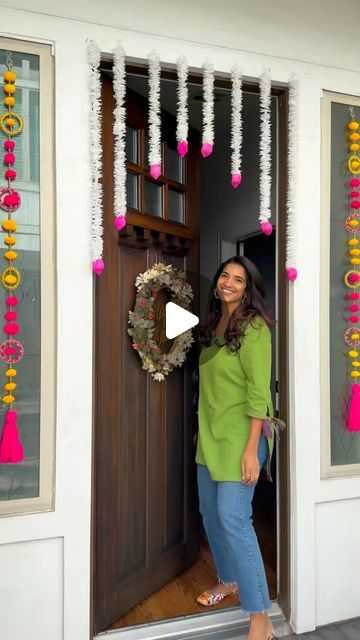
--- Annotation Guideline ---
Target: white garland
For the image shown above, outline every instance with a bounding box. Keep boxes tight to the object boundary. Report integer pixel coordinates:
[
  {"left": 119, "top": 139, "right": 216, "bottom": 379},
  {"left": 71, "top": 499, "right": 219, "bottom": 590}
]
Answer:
[
  {"left": 286, "top": 76, "right": 299, "bottom": 279},
  {"left": 148, "top": 51, "right": 161, "bottom": 172},
  {"left": 202, "top": 61, "right": 214, "bottom": 151},
  {"left": 113, "top": 45, "right": 127, "bottom": 225},
  {"left": 259, "top": 70, "right": 272, "bottom": 226},
  {"left": 231, "top": 65, "right": 243, "bottom": 184},
  {"left": 87, "top": 41, "right": 103, "bottom": 267},
  {"left": 176, "top": 56, "right": 188, "bottom": 146}
]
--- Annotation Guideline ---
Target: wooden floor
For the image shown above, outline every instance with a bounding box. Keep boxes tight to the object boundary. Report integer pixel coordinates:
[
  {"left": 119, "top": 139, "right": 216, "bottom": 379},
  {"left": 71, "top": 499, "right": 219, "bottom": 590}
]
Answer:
[{"left": 110, "top": 508, "right": 276, "bottom": 630}]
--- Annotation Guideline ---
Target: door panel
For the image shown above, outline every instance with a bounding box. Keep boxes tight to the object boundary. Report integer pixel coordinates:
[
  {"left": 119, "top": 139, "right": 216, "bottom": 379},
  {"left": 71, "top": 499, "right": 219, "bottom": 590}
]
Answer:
[{"left": 94, "top": 73, "right": 200, "bottom": 633}]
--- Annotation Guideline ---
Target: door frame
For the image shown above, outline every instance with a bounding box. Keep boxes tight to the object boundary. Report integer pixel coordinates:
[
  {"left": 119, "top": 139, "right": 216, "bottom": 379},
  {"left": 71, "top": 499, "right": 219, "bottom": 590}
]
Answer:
[{"left": 91, "top": 62, "right": 290, "bottom": 636}]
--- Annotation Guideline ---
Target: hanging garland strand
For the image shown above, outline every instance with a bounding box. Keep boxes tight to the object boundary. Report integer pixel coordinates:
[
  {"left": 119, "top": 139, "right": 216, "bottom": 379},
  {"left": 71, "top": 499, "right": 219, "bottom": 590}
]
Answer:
[
  {"left": 176, "top": 56, "right": 189, "bottom": 157},
  {"left": 148, "top": 51, "right": 161, "bottom": 180},
  {"left": 113, "top": 45, "right": 127, "bottom": 231},
  {"left": 0, "top": 52, "right": 24, "bottom": 463},
  {"left": 285, "top": 76, "right": 299, "bottom": 282},
  {"left": 230, "top": 64, "right": 243, "bottom": 188},
  {"left": 344, "top": 106, "right": 360, "bottom": 432},
  {"left": 87, "top": 41, "right": 104, "bottom": 276},
  {"left": 259, "top": 69, "right": 272, "bottom": 235},
  {"left": 201, "top": 61, "right": 214, "bottom": 158}
]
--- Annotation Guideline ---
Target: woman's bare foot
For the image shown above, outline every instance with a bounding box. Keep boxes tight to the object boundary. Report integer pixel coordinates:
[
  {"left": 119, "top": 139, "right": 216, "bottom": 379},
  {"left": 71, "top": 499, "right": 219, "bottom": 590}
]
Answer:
[
  {"left": 196, "top": 582, "right": 238, "bottom": 606},
  {"left": 247, "top": 612, "right": 274, "bottom": 640}
]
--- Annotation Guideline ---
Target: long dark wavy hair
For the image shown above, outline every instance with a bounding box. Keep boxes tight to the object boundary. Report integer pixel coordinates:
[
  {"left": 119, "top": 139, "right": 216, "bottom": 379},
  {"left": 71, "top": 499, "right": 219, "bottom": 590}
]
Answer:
[{"left": 199, "top": 255, "right": 273, "bottom": 352}]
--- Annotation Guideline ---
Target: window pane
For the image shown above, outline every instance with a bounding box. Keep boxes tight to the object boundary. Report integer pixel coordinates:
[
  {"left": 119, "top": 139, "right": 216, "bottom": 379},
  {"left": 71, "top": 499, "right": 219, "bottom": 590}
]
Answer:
[
  {"left": 145, "top": 180, "right": 162, "bottom": 217},
  {"left": 167, "top": 147, "right": 184, "bottom": 183},
  {"left": 168, "top": 189, "right": 184, "bottom": 224},
  {"left": 329, "top": 101, "right": 360, "bottom": 466},
  {"left": 0, "top": 50, "right": 41, "bottom": 500},
  {"left": 126, "top": 172, "right": 138, "bottom": 209},
  {"left": 126, "top": 126, "right": 139, "bottom": 165}
]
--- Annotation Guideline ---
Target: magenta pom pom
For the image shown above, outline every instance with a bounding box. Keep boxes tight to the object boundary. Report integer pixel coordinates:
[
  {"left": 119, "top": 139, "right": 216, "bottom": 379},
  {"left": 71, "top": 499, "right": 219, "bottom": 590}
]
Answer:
[
  {"left": 4, "top": 140, "right": 15, "bottom": 151},
  {"left": 351, "top": 178, "right": 360, "bottom": 187},
  {"left": 4, "top": 323, "right": 19, "bottom": 335},
  {"left": 201, "top": 142, "right": 213, "bottom": 158},
  {"left": 261, "top": 220, "right": 273, "bottom": 236},
  {"left": 4, "top": 152, "right": 15, "bottom": 165},
  {"left": 350, "top": 292, "right": 360, "bottom": 300},
  {"left": 4, "top": 191, "right": 20, "bottom": 207},
  {"left": 6, "top": 296, "right": 18, "bottom": 306},
  {"left": 350, "top": 304, "right": 359, "bottom": 312},
  {"left": 231, "top": 172, "right": 242, "bottom": 188},
  {"left": 351, "top": 200, "right": 360, "bottom": 209},
  {"left": 177, "top": 141, "right": 188, "bottom": 157},
  {"left": 350, "top": 315, "right": 359, "bottom": 323},
  {"left": 5, "top": 347, "right": 15, "bottom": 355},
  {"left": 286, "top": 267, "right": 298, "bottom": 282},
  {"left": 351, "top": 190, "right": 360, "bottom": 198},
  {"left": 0, "top": 418, "right": 24, "bottom": 463},
  {"left": 5, "top": 169, "right": 16, "bottom": 180},
  {"left": 92, "top": 259, "right": 104, "bottom": 276},
  {"left": 4, "top": 311, "right": 17, "bottom": 321},
  {"left": 114, "top": 216, "right": 127, "bottom": 231},
  {"left": 349, "top": 273, "right": 360, "bottom": 284},
  {"left": 150, "top": 163, "right": 161, "bottom": 180}
]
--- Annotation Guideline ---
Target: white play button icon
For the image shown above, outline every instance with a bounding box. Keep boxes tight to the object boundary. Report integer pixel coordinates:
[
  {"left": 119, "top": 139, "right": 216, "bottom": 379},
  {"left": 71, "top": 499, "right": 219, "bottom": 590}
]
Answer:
[{"left": 165, "top": 302, "right": 199, "bottom": 339}]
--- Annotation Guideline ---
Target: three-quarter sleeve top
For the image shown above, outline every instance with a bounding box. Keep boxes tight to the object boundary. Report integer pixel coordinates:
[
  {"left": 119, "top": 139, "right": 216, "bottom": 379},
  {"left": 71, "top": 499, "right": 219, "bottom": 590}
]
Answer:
[{"left": 195, "top": 317, "right": 274, "bottom": 482}]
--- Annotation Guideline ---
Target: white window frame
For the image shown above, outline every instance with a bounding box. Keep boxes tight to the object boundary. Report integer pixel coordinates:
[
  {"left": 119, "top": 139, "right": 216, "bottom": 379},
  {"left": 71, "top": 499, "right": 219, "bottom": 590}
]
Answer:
[
  {"left": 0, "top": 38, "right": 56, "bottom": 516},
  {"left": 321, "top": 90, "right": 360, "bottom": 479}
]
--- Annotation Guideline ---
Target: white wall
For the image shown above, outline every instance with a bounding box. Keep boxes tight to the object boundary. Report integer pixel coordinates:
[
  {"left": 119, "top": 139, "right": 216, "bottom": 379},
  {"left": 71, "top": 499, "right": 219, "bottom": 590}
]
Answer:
[{"left": 0, "top": 3, "right": 360, "bottom": 638}]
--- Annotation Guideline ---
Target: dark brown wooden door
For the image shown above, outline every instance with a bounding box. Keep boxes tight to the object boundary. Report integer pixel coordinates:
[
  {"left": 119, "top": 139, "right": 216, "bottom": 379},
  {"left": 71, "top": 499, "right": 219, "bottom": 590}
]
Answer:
[{"left": 93, "top": 73, "right": 201, "bottom": 633}]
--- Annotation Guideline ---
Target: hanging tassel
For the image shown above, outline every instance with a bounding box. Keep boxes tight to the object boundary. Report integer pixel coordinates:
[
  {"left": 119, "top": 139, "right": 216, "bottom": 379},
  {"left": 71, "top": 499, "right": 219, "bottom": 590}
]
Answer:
[
  {"left": 347, "top": 383, "right": 360, "bottom": 431},
  {"left": 0, "top": 409, "right": 23, "bottom": 463}
]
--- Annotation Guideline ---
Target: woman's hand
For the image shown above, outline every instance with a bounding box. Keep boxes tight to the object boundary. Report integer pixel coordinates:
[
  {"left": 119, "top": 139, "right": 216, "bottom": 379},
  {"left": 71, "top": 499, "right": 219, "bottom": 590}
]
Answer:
[{"left": 241, "top": 447, "right": 260, "bottom": 485}]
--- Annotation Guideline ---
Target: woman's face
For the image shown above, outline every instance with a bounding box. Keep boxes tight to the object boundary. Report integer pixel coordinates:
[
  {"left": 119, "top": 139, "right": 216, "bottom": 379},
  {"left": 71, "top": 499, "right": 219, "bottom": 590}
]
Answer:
[{"left": 216, "top": 263, "right": 247, "bottom": 305}]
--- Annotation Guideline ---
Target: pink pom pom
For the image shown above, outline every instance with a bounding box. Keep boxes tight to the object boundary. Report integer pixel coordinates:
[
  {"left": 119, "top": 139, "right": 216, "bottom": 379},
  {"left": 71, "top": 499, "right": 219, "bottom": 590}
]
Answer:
[
  {"left": 150, "top": 164, "right": 161, "bottom": 180},
  {"left": 5, "top": 347, "right": 15, "bottom": 355},
  {"left": 350, "top": 315, "right": 359, "bottom": 323},
  {"left": 351, "top": 178, "right": 360, "bottom": 187},
  {"left": 351, "top": 190, "right": 360, "bottom": 198},
  {"left": 5, "top": 169, "right": 16, "bottom": 180},
  {"left": 351, "top": 200, "right": 360, "bottom": 209},
  {"left": 4, "top": 152, "right": 15, "bottom": 165},
  {"left": 4, "top": 192, "right": 20, "bottom": 207},
  {"left": 350, "top": 304, "right": 359, "bottom": 312},
  {"left": 4, "top": 311, "right": 17, "bottom": 321},
  {"left": 92, "top": 259, "right": 104, "bottom": 276},
  {"left": 286, "top": 267, "right": 298, "bottom": 282},
  {"left": 4, "top": 323, "right": 19, "bottom": 335},
  {"left": 231, "top": 172, "right": 242, "bottom": 188},
  {"left": 4, "top": 140, "right": 15, "bottom": 151},
  {"left": 177, "top": 141, "right": 188, "bottom": 157},
  {"left": 261, "top": 220, "right": 273, "bottom": 235},
  {"left": 349, "top": 273, "right": 360, "bottom": 284},
  {"left": 114, "top": 216, "right": 126, "bottom": 231},
  {"left": 6, "top": 410, "right": 17, "bottom": 422},
  {"left": 6, "top": 296, "right": 18, "bottom": 306},
  {"left": 201, "top": 142, "right": 213, "bottom": 158},
  {"left": 0, "top": 418, "right": 24, "bottom": 463},
  {"left": 350, "top": 292, "right": 360, "bottom": 300}
]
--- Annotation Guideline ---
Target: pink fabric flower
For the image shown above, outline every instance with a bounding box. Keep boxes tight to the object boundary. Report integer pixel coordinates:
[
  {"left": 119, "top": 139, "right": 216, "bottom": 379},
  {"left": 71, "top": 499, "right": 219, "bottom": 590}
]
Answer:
[{"left": 138, "top": 298, "right": 147, "bottom": 308}]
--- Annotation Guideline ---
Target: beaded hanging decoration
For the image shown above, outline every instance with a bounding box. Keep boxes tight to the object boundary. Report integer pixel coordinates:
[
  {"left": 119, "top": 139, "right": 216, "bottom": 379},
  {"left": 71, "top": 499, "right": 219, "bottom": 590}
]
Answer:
[
  {"left": 0, "top": 52, "right": 24, "bottom": 462},
  {"left": 344, "top": 107, "right": 360, "bottom": 432}
]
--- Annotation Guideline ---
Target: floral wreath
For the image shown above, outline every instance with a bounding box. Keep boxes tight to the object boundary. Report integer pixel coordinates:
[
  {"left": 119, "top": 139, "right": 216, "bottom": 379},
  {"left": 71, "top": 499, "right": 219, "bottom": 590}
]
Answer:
[{"left": 128, "top": 263, "right": 195, "bottom": 381}]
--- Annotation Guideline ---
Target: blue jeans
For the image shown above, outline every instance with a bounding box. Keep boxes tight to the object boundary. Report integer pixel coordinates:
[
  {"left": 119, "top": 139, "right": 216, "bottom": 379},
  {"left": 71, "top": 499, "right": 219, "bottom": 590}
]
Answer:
[{"left": 197, "top": 435, "right": 271, "bottom": 613}]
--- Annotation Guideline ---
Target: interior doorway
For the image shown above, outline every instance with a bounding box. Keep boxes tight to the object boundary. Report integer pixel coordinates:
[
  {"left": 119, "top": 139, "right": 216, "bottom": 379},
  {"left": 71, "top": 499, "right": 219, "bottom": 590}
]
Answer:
[{"left": 93, "top": 62, "right": 289, "bottom": 636}]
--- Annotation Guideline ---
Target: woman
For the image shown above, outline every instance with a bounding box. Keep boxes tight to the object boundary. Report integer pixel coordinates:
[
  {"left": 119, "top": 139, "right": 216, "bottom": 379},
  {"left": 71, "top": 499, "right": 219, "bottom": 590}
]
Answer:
[{"left": 195, "top": 255, "right": 276, "bottom": 640}]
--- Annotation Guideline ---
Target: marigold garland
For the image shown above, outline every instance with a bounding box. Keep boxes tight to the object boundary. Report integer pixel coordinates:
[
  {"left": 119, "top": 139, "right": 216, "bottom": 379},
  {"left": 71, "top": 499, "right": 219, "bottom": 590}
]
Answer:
[
  {"left": 0, "top": 53, "right": 24, "bottom": 463},
  {"left": 128, "top": 263, "right": 194, "bottom": 381}
]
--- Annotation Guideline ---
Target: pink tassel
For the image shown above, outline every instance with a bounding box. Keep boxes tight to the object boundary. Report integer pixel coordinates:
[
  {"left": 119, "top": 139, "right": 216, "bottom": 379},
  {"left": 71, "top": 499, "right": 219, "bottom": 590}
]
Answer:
[
  {"left": 347, "top": 383, "right": 360, "bottom": 431},
  {"left": 0, "top": 410, "right": 24, "bottom": 463}
]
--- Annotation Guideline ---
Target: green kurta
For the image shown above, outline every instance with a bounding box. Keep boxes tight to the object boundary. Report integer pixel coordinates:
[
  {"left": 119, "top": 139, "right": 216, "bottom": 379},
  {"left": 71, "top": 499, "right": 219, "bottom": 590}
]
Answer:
[{"left": 195, "top": 317, "right": 274, "bottom": 482}]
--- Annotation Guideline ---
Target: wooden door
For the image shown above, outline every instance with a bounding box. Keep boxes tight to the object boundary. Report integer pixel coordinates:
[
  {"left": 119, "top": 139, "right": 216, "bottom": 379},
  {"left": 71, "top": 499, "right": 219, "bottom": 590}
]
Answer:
[{"left": 93, "top": 73, "right": 201, "bottom": 633}]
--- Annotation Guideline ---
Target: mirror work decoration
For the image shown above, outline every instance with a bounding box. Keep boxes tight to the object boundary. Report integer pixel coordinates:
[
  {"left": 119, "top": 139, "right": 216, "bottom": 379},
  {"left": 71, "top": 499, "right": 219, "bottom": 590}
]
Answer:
[
  {"left": 344, "top": 108, "right": 360, "bottom": 431},
  {"left": 128, "top": 263, "right": 194, "bottom": 381},
  {"left": 0, "top": 52, "right": 25, "bottom": 463}
]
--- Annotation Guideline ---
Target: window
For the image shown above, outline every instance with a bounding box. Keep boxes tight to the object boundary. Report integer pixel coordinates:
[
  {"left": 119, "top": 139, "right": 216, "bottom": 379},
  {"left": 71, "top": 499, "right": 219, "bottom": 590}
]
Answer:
[
  {"left": 321, "top": 91, "right": 360, "bottom": 477},
  {"left": 0, "top": 39, "right": 55, "bottom": 515}
]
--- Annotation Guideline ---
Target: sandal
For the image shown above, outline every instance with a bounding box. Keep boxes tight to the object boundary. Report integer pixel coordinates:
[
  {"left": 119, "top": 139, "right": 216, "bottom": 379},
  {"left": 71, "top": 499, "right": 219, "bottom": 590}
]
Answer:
[{"left": 196, "top": 586, "right": 238, "bottom": 607}]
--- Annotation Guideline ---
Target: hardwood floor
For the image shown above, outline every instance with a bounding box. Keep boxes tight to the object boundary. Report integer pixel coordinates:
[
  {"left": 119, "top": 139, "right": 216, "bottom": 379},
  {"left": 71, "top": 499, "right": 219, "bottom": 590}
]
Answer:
[{"left": 109, "top": 509, "right": 277, "bottom": 630}]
